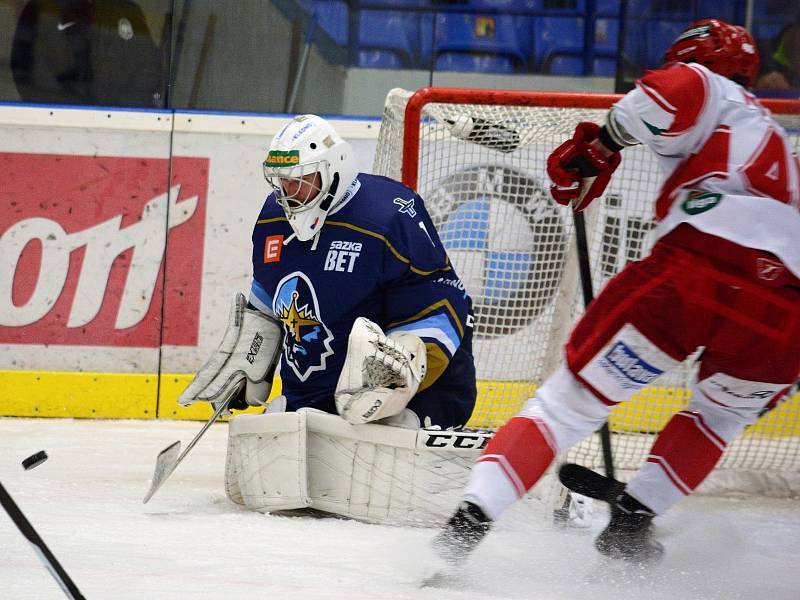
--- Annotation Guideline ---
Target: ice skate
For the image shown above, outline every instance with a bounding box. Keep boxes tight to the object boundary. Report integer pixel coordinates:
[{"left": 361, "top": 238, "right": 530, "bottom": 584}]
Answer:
[
  {"left": 432, "top": 501, "right": 491, "bottom": 565},
  {"left": 595, "top": 493, "right": 664, "bottom": 563}
]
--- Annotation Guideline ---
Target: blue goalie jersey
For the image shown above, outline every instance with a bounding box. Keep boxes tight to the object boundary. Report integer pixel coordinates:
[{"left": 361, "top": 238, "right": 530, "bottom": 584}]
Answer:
[{"left": 249, "top": 173, "right": 477, "bottom": 429}]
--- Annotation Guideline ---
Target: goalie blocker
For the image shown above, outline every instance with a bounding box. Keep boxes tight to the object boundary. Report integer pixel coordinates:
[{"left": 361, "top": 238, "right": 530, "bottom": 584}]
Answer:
[{"left": 178, "top": 293, "right": 283, "bottom": 414}]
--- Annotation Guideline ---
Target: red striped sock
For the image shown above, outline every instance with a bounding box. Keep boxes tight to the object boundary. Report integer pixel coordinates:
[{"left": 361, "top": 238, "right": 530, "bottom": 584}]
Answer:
[
  {"left": 646, "top": 411, "right": 725, "bottom": 494},
  {"left": 477, "top": 416, "right": 556, "bottom": 497}
]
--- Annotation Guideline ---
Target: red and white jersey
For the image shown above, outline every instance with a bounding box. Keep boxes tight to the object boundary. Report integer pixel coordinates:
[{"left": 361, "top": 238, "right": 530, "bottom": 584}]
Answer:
[{"left": 609, "top": 62, "right": 800, "bottom": 277}]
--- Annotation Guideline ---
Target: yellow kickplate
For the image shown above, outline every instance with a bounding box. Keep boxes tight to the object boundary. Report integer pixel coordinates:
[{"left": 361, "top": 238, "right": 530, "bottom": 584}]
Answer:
[
  {"left": 467, "top": 380, "right": 800, "bottom": 438},
  {"left": 0, "top": 370, "right": 158, "bottom": 419},
  {"left": 1, "top": 370, "right": 798, "bottom": 438}
]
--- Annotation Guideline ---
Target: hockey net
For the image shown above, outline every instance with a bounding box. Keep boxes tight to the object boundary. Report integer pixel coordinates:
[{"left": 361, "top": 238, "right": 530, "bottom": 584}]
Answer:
[{"left": 373, "top": 87, "right": 800, "bottom": 495}]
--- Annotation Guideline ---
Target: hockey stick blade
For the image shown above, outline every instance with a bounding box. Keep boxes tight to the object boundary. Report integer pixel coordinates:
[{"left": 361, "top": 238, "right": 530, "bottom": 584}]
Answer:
[
  {"left": 142, "top": 441, "right": 181, "bottom": 504},
  {"left": 558, "top": 463, "right": 624, "bottom": 504},
  {"left": 143, "top": 398, "right": 231, "bottom": 504}
]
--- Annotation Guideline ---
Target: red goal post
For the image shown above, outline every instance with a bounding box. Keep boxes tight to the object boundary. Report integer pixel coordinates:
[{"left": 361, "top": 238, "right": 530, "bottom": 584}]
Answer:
[{"left": 373, "top": 87, "right": 800, "bottom": 492}]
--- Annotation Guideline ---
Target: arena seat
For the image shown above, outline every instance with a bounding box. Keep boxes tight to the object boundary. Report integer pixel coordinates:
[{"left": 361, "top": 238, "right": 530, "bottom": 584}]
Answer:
[
  {"left": 466, "top": 0, "right": 540, "bottom": 11},
  {"left": 537, "top": 14, "right": 618, "bottom": 75},
  {"left": 644, "top": 20, "right": 684, "bottom": 68},
  {"left": 436, "top": 52, "right": 517, "bottom": 73},
  {"left": 299, "top": 0, "right": 349, "bottom": 46},
  {"left": 694, "top": 0, "right": 735, "bottom": 21},
  {"left": 595, "top": 0, "right": 622, "bottom": 16},
  {"left": 546, "top": 54, "right": 617, "bottom": 76},
  {"left": 358, "top": 10, "right": 417, "bottom": 68},
  {"left": 645, "top": 0, "right": 691, "bottom": 18},
  {"left": 432, "top": 12, "right": 530, "bottom": 73},
  {"left": 468, "top": 0, "right": 620, "bottom": 16},
  {"left": 358, "top": 50, "right": 404, "bottom": 69},
  {"left": 533, "top": 16, "right": 582, "bottom": 69}
]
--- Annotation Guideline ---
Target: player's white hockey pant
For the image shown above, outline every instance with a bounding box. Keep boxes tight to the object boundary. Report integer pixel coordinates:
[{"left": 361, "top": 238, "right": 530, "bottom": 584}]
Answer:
[{"left": 465, "top": 235, "right": 800, "bottom": 520}]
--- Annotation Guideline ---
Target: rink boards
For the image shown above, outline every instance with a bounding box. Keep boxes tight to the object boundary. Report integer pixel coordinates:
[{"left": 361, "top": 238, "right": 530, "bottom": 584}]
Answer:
[{"left": 0, "top": 103, "right": 798, "bottom": 437}]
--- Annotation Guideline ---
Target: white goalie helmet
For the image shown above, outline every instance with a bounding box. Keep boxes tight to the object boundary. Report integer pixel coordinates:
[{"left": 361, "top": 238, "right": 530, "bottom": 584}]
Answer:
[{"left": 263, "top": 114, "right": 358, "bottom": 241}]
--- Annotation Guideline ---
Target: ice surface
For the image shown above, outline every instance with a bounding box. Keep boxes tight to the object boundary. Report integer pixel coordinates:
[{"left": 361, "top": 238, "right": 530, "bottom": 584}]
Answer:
[{"left": 0, "top": 418, "right": 798, "bottom": 599}]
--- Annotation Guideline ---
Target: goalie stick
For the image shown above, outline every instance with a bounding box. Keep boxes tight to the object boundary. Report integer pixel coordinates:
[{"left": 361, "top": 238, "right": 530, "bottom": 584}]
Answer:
[
  {"left": 0, "top": 481, "right": 85, "bottom": 599},
  {"left": 143, "top": 398, "right": 231, "bottom": 504}
]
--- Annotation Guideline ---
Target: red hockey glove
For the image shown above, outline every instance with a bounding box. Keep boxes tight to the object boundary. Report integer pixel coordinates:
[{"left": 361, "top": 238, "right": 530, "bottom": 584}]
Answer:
[{"left": 547, "top": 122, "right": 621, "bottom": 212}]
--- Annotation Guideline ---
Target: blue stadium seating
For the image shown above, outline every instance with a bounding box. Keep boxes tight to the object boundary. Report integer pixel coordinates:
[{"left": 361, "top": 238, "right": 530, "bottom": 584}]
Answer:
[
  {"left": 594, "top": 16, "right": 618, "bottom": 51},
  {"left": 465, "top": 0, "right": 620, "bottom": 16},
  {"left": 694, "top": 0, "right": 736, "bottom": 21},
  {"left": 535, "top": 14, "right": 618, "bottom": 75},
  {"left": 595, "top": 0, "right": 622, "bottom": 17},
  {"left": 533, "top": 16, "right": 582, "bottom": 68},
  {"left": 358, "top": 10, "right": 418, "bottom": 68},
  {"left": 359, "top": 50, "right": 404, "bottom": 69},
  {"left": 300, "top": 0, "right": 349, "bottom": 47},
  {"left": 299, "top": 0, "right": 777, "bottom": 77},
  {"left": 644, "top": 19, "right": 684, "bottom": 67},
  {"left": 436, "top": 53, "right": 518, "bottom": 73},
  {"left": 300, "top": 0, "right": 428, "bottom": 69},
  {"left": 465, "top": 0, "right": 540, "bottom": 11},
  {"left": 547, "top": 55, "right": 617, "bottom": 76},
  {"left": 431, "top": 13, "right": 531, "bottom": 73}
]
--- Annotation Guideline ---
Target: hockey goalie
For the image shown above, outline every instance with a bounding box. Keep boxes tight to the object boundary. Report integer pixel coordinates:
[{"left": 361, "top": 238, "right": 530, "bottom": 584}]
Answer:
[{"left": 178, "top": 114, "right": 485, "bottom": 525}]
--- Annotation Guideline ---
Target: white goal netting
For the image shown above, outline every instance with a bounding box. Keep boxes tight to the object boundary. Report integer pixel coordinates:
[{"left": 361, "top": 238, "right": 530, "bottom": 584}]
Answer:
[{"left": 373, "top": 87, "right": 800, "bottom": 493}]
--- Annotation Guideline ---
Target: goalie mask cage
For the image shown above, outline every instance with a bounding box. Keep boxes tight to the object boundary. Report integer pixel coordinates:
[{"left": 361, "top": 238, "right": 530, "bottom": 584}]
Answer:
[{"left": 373, "top": 87, "right": 800, "bottom": 494}]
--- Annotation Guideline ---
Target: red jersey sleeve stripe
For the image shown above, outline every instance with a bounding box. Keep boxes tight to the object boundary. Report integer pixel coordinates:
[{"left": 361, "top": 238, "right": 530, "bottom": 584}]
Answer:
[
  {"left": 638, "top": 63, "right": 708, "bottom": 136},
  {"left": 637, "top": 80, "right": 678, "bottom": 115}
]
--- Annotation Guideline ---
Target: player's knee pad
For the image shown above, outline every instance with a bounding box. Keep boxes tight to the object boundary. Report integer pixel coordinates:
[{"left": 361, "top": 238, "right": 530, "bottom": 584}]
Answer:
[
  {"left": 693, "top": 373, "right": 789, "bottom": 442},
  {"left": 518, "top": 365, "right": 612, "bottom": 452}
]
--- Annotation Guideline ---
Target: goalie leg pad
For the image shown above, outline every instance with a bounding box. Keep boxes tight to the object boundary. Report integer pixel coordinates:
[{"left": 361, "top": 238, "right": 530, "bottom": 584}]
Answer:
[
  {"left": 225, "top": 410, "right": 534, "bottom": 526},
  {"left": 226, "top": 412, "right": 310, "bottom": 511}
]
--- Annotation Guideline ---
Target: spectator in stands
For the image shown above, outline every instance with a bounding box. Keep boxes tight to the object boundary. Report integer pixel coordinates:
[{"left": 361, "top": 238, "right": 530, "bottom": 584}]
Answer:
[
  {"left": 11, "top": 0, "right": 164, "bottom": 107},
  {"left": 756, "top": 21, "right": 800, "bottom": 91}
]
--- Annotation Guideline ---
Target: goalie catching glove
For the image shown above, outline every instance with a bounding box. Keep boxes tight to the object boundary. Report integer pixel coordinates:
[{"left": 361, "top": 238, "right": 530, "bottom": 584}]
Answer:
[
  {"left": 335, "top": 317, "right": 427, "bottom": 425},
  {"left": 547, "top": 121, "right": 621, "bottom": 211},
  {"left": 179, "top": 293, "right": 282, "bottom": 415}
]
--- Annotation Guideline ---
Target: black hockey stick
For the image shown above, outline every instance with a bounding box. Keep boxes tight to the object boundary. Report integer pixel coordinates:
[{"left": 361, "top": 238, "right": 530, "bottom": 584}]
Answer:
[
  {"left": 143, "top": 396, "right": 232, "bottom": 504},
  {"left": 553, "top": 182, "right": 615, "bottom": 523},
  {"left": 0, "top": 481, "right": 85, "bottom": 599},
  {"left": 572, "top": 185, "right": 615, "bottom": 481},
  {"left": 558, "top": 463, "right": 624, "bottom": 503}
]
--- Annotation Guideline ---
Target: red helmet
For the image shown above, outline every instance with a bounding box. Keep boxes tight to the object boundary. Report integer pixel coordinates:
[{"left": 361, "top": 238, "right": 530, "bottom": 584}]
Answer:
[{"left": 665, "top": 19, "right": 760, "bottom": 88}]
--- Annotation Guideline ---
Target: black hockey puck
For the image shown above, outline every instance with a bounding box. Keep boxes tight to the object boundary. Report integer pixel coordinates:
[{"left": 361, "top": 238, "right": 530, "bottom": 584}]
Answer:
[{"left": 22, "top": 450, "right": 48, "bottom": 471}]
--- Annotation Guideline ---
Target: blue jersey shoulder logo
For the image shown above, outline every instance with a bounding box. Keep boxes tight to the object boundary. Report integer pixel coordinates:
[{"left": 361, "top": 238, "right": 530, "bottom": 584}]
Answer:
[
  {"left": 393, "top": 196, "right": 417, "bottom": 217},
  {"left": 272, "top": 271, "right": 334, "bottom": 381}
]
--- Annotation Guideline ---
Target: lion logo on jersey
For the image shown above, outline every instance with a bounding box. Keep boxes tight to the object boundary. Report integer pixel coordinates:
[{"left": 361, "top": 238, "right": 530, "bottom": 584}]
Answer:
[{"left": 273, "top": 271, "right": 334, "bottom": 381}]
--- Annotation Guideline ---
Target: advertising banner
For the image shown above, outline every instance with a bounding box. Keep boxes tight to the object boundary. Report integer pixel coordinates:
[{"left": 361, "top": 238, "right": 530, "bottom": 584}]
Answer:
[
  {"left": 0, "top": 153, "right": 207, "bottom": 347},
  {"left": 0, "top": 107, "right": 378, "bottom": 418}
]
